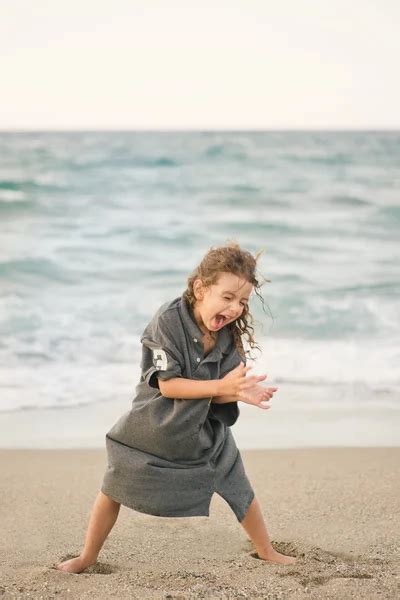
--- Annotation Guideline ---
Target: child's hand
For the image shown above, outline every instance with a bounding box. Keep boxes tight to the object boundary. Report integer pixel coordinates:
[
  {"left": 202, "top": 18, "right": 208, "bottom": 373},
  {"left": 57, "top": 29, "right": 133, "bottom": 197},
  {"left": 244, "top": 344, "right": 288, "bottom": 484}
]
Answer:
[
  {"left": 216, "top": 360, "right": 257, "bottom": 397},
  {"left": 216, "top": 361, "right": 272, "bottom": 402},
  {"left": 237, "top": 381, "right": 277, "bottom": 410},
  {"left": 217, "top": 361, "right": 277, "bottom": 410}
]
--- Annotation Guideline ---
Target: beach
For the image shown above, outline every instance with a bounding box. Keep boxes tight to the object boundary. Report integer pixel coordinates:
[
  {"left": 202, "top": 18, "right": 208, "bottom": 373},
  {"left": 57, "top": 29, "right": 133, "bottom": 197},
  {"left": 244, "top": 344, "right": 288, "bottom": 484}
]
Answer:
[
  {"left": 1, "top": 130, "right": 399, "bottom": 599},
  {"left": 1, "top": 446, "right": 399, "bottom": 599}
]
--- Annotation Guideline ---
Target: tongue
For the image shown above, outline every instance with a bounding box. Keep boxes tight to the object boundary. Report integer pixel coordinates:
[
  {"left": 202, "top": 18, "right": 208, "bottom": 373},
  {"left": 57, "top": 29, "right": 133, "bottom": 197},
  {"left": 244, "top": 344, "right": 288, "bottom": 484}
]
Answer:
[{"left": 215, "top": 315, "right": 224, "bottom": 327}]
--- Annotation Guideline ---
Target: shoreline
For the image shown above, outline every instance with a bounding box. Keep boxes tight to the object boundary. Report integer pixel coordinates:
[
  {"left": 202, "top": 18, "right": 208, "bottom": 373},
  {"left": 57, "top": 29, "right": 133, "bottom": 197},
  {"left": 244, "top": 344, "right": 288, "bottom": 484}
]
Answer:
[{"left": 1, "top": 385, "right": 399, "bottom": 449}]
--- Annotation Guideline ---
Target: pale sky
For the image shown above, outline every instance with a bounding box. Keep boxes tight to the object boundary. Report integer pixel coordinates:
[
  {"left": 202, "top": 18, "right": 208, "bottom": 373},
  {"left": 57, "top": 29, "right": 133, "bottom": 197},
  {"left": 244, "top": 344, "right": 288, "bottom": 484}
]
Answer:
[{"left": 1, "top": 0, "right": 399, "bottom": 129}]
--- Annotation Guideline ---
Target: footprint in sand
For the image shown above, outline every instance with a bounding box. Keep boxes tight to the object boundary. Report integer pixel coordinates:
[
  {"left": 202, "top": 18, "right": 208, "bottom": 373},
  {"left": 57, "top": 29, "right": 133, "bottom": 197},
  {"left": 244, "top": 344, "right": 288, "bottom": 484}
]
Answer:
[
  {"left": 52, "top": 554, "right": 115, "bottom": 575},
  {"left": 268, "top": 544, "right": 375, "bottom": 589}
]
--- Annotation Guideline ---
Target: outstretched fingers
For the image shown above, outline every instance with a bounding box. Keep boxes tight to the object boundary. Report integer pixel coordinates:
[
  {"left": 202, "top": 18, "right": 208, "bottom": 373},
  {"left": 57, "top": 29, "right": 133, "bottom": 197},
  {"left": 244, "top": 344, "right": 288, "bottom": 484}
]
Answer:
[
  {"left": 239, "top": 374, "right": 266, "bottom": 389},
  {"left": 239, "top": 392, "right": 272, "bottom": 409}
]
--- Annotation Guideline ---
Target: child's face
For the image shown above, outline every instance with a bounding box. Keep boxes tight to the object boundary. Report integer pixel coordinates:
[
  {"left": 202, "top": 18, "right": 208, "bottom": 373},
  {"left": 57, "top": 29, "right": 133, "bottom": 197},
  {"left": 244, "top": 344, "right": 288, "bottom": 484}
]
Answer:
[{"left": 193, "top": 272, "right": 253, "bottom": 335}]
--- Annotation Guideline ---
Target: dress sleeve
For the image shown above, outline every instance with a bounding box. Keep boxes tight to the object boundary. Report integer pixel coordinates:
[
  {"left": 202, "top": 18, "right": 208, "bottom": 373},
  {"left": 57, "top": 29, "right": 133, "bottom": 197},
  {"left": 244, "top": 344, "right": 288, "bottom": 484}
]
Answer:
[{"left": 140, "top": 309, "right": 184, "bottom": 389}]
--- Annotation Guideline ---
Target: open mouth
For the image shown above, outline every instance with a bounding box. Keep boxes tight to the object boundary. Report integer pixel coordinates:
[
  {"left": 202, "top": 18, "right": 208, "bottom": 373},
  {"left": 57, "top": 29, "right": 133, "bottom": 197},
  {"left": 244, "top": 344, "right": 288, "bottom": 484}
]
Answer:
[{"left": 213, "top": 314, "right": 228, "bottom": 328}]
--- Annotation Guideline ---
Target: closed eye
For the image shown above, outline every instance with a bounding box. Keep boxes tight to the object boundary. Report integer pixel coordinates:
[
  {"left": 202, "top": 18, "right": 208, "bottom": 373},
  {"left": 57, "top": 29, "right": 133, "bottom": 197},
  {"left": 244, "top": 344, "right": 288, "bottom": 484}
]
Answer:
[{"left": 223, "top": 296, "right": 247, "bottom": 307}]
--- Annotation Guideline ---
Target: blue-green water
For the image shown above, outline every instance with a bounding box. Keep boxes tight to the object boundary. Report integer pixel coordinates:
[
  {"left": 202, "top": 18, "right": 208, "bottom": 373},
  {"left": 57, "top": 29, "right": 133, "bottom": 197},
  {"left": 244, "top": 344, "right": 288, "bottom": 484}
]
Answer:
[{"left": 1, "top": 131, "right": 399, "bottom": 447}]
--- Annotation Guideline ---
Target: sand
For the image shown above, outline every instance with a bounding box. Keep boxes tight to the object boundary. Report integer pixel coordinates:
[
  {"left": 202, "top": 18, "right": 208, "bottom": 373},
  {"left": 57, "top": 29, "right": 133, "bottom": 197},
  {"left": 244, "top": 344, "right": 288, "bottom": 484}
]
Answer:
[{"left": 0, "top": 447, "right": 399, "bottom": 599}]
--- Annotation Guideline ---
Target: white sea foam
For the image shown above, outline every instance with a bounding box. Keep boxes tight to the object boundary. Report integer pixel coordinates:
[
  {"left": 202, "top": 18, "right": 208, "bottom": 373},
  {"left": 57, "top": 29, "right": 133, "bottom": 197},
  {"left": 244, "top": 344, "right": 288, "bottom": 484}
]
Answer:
[{"left": 0, "top": 190, "right": 26, "bottom": 202}]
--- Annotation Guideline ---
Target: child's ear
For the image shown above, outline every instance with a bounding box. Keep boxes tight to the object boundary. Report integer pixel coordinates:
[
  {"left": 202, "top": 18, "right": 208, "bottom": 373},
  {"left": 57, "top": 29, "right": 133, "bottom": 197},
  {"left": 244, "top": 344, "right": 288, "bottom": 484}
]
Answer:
[{"left": 193, "top": 278, "right": 205, "bottom": 300}]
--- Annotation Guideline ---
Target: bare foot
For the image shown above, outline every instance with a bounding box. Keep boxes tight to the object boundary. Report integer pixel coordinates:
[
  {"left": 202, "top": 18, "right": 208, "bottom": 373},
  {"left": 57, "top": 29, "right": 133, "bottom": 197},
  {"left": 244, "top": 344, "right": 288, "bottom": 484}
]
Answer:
[
  {"left": 54, "top": 555, "right": 96, "bottom": 574},
  {"left": 257, "top": 548, "right": 297, "bottom": 565}
]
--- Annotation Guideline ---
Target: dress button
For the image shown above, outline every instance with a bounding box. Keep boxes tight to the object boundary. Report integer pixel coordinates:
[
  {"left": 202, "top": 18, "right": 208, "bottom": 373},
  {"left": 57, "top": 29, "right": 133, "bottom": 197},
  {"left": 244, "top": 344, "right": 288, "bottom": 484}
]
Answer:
[
  {"left": 193, "top": 338, "right": 197, "bottom": 343},
  {"left": 196, "top": 357, "right": 200, "bottom": 362}
]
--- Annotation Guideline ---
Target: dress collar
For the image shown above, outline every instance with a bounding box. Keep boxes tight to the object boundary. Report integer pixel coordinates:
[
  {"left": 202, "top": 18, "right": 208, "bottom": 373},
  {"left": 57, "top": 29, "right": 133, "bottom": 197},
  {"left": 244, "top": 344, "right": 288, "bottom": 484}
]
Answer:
[{"left": 179, "top": 292, "right": 232, "bottom": 356}]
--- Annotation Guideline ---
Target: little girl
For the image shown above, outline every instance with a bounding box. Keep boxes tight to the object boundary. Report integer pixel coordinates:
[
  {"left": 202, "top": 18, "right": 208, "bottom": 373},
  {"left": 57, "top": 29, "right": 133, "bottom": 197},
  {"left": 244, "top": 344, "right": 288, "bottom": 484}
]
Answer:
[{"left": 56, "top": 241, "right": 296, "bottom": 573}]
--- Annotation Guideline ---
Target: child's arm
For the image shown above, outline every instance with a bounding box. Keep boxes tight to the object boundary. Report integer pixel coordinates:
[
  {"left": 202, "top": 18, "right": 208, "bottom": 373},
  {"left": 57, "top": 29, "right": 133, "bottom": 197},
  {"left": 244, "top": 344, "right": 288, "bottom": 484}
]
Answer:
[
  {"left": 158, "top": 363, "right": 258, "bottom": 402},
  {"left": 158, "top": 377, "right": 232, "bottom": 401},
  {"left": 159, "top": 360, "right": 274, "bottom": 411}
]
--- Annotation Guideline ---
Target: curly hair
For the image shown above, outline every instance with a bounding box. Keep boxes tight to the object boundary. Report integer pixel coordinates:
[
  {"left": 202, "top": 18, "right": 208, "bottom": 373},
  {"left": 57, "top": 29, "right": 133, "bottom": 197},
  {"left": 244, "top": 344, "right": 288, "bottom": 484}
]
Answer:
[{"left": 183, "top": 240, "right": 270, "bottom": 361}]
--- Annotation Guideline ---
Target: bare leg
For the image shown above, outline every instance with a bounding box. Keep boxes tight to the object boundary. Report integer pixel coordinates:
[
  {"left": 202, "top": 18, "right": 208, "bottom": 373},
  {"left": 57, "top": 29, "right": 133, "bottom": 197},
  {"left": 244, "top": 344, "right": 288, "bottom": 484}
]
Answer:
[
  {"left": 240, "top": 496, "right": 296, "bottom": 564},
  {"left": 55, "top": 491, "right": 121, "bottom": 574}
]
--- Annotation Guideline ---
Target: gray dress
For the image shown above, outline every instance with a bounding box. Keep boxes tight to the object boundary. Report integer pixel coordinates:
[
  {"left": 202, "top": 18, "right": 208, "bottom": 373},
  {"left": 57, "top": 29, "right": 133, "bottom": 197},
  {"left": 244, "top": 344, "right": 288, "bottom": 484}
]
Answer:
[{"left": 101, "top": 292, "right": 255, "bottom": 522}]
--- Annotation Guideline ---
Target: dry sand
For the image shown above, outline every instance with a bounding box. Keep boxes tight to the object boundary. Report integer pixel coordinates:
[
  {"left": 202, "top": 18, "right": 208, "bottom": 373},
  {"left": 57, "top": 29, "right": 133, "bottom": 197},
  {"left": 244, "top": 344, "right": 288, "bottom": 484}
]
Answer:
[{"left": 0, "top": 447, "right": 399, "bottom": 599}]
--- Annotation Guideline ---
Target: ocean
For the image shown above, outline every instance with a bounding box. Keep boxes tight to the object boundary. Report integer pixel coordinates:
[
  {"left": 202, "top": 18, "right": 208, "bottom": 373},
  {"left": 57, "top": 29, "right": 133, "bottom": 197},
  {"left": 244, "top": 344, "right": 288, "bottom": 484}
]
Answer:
[{"left": 1, "top": 131, "right": 399, "bottom": 448}]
